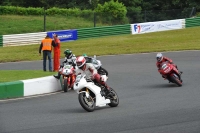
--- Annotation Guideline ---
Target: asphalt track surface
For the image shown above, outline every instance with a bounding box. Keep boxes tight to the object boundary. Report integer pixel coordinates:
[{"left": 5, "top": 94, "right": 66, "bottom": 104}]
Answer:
[{"left": 0, "top": 51, "right": 200, "bottom": 133}]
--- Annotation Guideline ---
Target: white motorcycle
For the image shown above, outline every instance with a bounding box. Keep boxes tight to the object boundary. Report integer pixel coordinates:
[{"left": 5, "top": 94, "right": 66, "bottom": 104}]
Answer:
[
  {"left": 73, "top": 74, "right": 119, "bottom": 112},
  {"left": 85, "top": 55, "right": 109, "bottom": 76}
]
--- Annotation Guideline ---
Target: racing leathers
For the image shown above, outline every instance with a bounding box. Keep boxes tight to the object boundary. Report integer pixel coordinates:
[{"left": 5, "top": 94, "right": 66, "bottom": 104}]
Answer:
[
  {"left": 156, "top": 56, "right": 182, "bottom": 80},
  {"left": 63, "top": 54, "right": 76, "bottom": 66},
  {"left": 156, "top": 56, "right": 177, "bottom": 69},
  {"left": 75, "top": 63, "right": 111, "bottom": 95}
]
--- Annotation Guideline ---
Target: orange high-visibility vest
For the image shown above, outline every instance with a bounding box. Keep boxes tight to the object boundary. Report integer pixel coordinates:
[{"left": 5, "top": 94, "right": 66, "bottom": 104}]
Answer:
[{"left": 42, "top": 38, "right": 52, "bottom": 51}]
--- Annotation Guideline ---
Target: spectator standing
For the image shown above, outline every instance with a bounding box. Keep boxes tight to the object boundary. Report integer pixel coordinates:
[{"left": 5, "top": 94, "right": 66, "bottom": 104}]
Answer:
[
  {"left": 53, "top": 34, "right": 61, "bottom": 72},
  {"left": 39, "top": 35, "right": 54, "bottom": 72}
]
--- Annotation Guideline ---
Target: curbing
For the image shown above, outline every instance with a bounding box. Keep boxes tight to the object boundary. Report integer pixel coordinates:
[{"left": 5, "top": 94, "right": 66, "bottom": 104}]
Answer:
[
  {"left": 0, "top": 81, "right": 24, "bottom": 99},
  {"left": 0, "top": 76, "right": 62, "bottom": 100}
]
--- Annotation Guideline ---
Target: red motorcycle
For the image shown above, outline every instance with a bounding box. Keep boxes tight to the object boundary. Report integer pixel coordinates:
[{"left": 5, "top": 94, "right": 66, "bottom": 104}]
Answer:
[
  {"left": 59, "top": 64, "right": 76, "bottom": 92},
  {"left": 158, "top": 62, "right": 182, "bottom": 86}
]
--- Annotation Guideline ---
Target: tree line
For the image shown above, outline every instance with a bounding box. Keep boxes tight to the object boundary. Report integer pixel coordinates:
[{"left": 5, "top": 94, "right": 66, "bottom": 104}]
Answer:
[
  {"left": 0, "top": 0, "right": 199, "bottom": 23},
  {"left": 1, "top": 0, "right": 199, "bottom": 11}
]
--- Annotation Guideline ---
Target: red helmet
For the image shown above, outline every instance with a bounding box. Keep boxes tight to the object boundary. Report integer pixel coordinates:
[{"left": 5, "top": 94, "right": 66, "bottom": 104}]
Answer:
[{"left": 76, "top": 56, "right": 86, "bottom": 68}]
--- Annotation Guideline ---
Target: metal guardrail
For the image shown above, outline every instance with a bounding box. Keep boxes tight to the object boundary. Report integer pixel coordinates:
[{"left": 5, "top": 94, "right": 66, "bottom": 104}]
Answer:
[{"left": 3, "top": 32, "right": 47, "bottom": 47}]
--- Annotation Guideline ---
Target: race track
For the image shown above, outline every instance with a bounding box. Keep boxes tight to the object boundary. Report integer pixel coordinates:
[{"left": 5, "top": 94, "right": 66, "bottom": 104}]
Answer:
[{"left": 0, "top": 51, "right": 200, "bottom": 133}]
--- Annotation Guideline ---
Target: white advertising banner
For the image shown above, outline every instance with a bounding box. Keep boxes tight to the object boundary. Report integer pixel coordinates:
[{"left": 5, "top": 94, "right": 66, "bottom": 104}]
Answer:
[{"left": 131, "top": 19, "right": 184, "bottom": 34}]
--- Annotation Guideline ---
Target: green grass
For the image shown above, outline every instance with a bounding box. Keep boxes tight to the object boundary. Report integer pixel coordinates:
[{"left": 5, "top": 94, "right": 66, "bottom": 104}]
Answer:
[
  {"left": 0, "top": 15, "right": 106, "bottom": 35},
  {"left": 1, "top": 26, "right": 200, "bottom": 82},
  {"left": 0, "top": 70, "right": 57, "bottom": 83}
]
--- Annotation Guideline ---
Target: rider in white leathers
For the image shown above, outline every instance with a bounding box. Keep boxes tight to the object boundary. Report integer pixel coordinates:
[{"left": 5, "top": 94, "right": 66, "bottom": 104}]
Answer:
[{"left": 75, "top": 56, "right": 111, "bottom": 96}]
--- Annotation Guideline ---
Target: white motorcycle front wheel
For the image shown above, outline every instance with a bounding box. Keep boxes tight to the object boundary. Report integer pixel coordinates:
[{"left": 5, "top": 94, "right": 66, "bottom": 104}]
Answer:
[{"left": 78, "top": 93, "right": 95, "bottom": 112}]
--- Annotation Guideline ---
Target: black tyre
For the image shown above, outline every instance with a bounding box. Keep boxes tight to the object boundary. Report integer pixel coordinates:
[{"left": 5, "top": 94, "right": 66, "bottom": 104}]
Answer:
[
  {"left": 78, "top": 93, "right": 95, "bottom": 112},
  {"left": 63, "top": 79, "right": 69, "bottom": 92},
  {"left": 170, "top": 74, "right": 182, "bottom": 87},
  {"left": 108, "top": 88, "right": 119, "bottom": 107},
  {"left": 98, "top": 67, "right": 108, "bottom": 76}
]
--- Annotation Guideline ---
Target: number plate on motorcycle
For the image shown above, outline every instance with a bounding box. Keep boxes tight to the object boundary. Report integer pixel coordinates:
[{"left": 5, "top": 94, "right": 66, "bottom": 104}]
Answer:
[
  {"left": 64, "top": 65, "right": 71, "bottom": 69},
  {"left": 164, "top": 68, "right": 170, "bottom": 73}
]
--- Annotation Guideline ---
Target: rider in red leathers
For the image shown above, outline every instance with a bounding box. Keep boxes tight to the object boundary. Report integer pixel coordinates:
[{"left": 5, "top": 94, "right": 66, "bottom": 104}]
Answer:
[
  {"left": 75, "top": 56, "right": 112, "bottom": 97},
  {"left": 156, "top": 53, "right": 176, "bottom": 69},
  {"left": 156, "top": 53, "right": 182, "bottom": 80}
]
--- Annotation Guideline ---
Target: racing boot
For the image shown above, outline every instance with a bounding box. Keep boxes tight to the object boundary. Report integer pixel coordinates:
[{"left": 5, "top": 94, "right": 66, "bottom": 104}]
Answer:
[
  {"left": 104, "top": 86, "right": 114, "bottom": 97},
  {"left": 179, "top": 71, "right": 183, "bottom": 75},
  {"left": 162, "top": 75, "right": 166, "bottom": 80},
  {"left": 53, "top": 72, "right": 61, "bottom": 79},
  {"left": 178, "top": 71, "right": 183, "bottom": 82}
]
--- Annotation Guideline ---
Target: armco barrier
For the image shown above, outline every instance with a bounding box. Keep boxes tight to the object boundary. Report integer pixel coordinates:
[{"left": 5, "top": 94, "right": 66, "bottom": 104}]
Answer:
[
  {"left": 0, "top": 76, "right": 62, "bottom": 100},
  {"left": 77, "top": 24, "right": 131, "bottom": 39},
  {"left": 0, "top": 35, "right": 3, "bottom": 47},
  {"left": 186, "top": 17, "right": 200, "bottom": 28},
  {"left": 3, "top": 32, "right": 47, "bottom": 47}
]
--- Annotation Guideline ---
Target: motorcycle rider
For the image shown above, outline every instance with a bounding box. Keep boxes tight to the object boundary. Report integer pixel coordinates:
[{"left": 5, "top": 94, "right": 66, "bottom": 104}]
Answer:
[
  {"left": 53, "top": 49, "right": 76, "bottom": 79},
  {"left": 63, "top": 49, "right": 76, "bottom": 65},
  {"left": 75, "top": 56, "right": 112, "bottom": 97},
  {"left": 82, "top": 53, "right": 93, "bottom": 63},
  {"left": 156, "top": 53, "right": 182, "bottom": 80}
]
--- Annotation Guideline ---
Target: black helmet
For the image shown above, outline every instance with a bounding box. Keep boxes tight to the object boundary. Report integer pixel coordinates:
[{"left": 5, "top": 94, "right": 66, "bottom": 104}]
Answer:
[{"left": 64, "top": 49, "right": 72, "bottom": 58}]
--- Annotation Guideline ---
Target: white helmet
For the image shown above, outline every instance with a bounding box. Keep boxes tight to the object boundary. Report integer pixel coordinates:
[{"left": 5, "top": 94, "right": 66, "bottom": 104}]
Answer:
[
  {"left": 76, "top": 56, "right": 86, "bottom": 68},
  {"left": 156, "top": 53, "right": 163, "bottom": 62}
]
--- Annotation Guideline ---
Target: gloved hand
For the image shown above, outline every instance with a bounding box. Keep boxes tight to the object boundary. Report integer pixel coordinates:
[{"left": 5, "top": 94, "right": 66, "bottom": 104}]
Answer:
[
  {"left": 100, "top": 75, "right": 107, "bottom": 82},
  {"left": 72, "top": 62, "right": 76, "bottom": 69},
  {"left": 162, "top": 75, "right": 166, "bottom": 79}
]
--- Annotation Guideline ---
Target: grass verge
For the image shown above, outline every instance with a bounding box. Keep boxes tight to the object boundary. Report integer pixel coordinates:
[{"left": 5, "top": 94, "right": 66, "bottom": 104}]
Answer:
[{"left": 0, "top": 70, "right": 56, "bottom": 83}]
